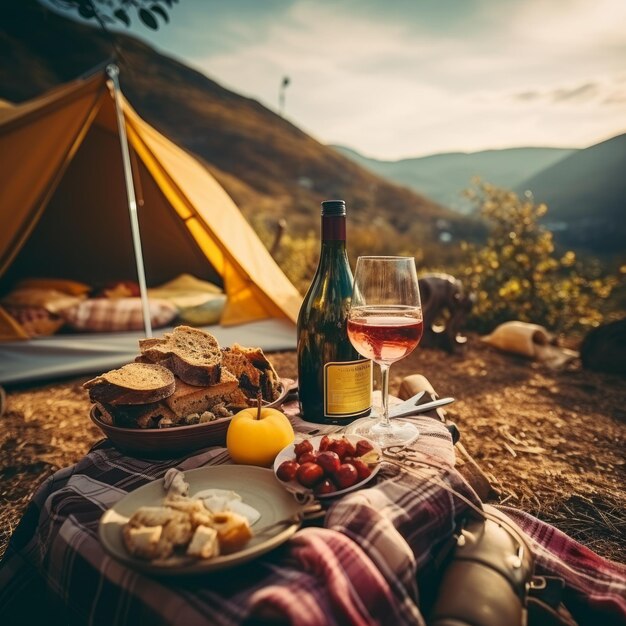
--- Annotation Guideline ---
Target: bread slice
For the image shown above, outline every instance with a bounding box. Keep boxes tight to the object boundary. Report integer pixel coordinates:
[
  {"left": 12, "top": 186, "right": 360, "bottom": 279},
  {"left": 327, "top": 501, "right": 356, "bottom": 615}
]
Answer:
[
  {"left": 224, "top": 344, "right": 281, "bottom": 402},
  {"left": 139, "top": 326, "right": 222, "bottom": 386},
  {"left": 94, "top": 400, "right": 178, "bottom": 429},
  {"left": 221, "top": 348, "right": 262, "bottom": 396},
  {"left": 164, "top": 370, "right": 239, "bottom": 418},
  {"left": 83, "top": 363, "right": 176, "bottom": 405}
]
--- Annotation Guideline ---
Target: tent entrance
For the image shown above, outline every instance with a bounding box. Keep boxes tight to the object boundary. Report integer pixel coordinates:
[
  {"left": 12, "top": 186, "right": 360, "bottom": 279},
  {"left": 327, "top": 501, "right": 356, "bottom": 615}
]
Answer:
[{"left": 2, "top": 121, "right": 223, "bottom": 292}]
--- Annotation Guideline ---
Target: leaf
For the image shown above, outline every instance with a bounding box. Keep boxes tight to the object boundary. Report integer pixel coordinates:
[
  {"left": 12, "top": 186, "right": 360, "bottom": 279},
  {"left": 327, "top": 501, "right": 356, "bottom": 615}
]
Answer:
[
  {"left": 360, "top": 451, "right": 380, "bottom": 466},
  {"left": 114, "top": 8, "right": 130, "bottom": 26},
  {"left": 151, "top": 4, "right": 169, "bottom": 22},
  {"left": 139, "top": 7, "right": 159, "bottom": 29}
]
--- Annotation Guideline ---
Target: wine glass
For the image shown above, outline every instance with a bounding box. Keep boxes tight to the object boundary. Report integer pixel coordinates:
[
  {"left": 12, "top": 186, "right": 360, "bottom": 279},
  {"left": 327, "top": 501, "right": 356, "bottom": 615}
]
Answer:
[{"left": 345, "top": 256, "right": 423, "bottom": 447}]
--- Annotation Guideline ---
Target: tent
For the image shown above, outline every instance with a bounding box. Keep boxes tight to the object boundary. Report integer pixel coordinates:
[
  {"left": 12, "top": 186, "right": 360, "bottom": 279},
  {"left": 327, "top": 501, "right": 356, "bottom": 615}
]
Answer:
[{"left": 0, "top": 68, "right": 301, "bottom": 384}]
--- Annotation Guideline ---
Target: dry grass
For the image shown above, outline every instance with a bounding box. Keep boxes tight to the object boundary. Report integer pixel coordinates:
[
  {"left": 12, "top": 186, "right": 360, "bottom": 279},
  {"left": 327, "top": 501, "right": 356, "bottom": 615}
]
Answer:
[{"left": 1, "top": 336, "right": 625, "bottom": 563}]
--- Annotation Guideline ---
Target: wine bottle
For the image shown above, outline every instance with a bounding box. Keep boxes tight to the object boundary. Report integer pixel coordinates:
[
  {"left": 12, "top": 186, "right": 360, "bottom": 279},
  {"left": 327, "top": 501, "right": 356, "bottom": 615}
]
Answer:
[{"left": 297, "top": 199, "right": 372, "bottom": 424}]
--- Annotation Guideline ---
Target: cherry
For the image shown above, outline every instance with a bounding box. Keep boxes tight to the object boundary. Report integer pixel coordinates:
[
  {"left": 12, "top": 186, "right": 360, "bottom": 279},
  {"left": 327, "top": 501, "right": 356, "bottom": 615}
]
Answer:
[
  {"left": 327, "top": 437, "right": 354, "bottom": 460},
  {"left": 355, "top": 439, "right": 374, "bottom": 457},
  {"left": 316, "top": 451, "right": 341, "bottom": 475},
  {"left": 318, "top": 435, "right": 331, "bottom": 451},
  {"left": 296, "top": 462, "right": 324, "bottom": 487},
  {"left": 276, "top": 459, "right": 300, "bottom": 482},
  {"left": 343, "top": 438, "right": 357, "bottom": 458},
  {"left": 350, "top": 458, "right": 372, "bottom": 481},
  {"left": 334, "top": 463, "right": 359, "bottom": 489},
  {"left": 294, "top": 439, "right": 313, "bottom": 457},
  {"left": 297, "top": 451, "right": 318, "bottom": 465},
  {"left": 314, "top": 479, "right": 337, "bottom": 495}
]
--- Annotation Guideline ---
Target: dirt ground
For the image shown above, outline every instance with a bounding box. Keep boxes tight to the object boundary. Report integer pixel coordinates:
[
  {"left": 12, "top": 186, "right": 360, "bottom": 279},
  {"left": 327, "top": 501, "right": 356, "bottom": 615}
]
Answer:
[{"left": 1, "top": 335, "right": 625, "bottom": 563}]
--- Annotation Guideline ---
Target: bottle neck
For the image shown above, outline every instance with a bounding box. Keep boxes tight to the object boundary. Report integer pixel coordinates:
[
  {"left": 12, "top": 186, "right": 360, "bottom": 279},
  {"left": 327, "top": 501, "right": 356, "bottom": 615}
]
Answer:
[{"left": 321, "top": 214, "right": 346, "bottom": 243}]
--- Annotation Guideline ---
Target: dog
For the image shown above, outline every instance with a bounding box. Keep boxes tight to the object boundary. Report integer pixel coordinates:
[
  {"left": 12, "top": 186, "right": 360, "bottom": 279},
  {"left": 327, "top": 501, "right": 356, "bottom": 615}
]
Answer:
[{"left": 419, "top": 273, "right": 474, "bottom": 353}]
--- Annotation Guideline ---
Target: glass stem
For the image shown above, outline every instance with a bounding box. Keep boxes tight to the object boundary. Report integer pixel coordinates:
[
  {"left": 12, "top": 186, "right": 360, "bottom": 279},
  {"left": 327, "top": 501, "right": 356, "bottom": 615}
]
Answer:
[{"left": 379, "top": 362, "right": 391, "bottom": 427}]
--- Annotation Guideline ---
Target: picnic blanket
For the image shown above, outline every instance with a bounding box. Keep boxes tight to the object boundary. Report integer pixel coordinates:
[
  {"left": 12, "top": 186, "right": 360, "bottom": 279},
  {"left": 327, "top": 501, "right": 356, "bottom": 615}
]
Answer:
[{"left": 0, "top": 408, "right": 624, "bottom": 626}]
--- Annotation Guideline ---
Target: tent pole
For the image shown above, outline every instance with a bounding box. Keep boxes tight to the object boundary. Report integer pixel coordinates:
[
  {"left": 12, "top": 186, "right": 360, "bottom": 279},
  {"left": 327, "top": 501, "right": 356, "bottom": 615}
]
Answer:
[{"left": 106, "top": 64, "right": 152, "bottom": 338}]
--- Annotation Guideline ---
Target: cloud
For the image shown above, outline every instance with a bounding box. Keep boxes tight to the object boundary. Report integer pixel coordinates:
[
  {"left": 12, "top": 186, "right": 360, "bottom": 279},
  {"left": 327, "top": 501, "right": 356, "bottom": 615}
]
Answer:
[
  {"left": 515, "top": 91, "right": 540, "bottom": 102},
  {"left": 180, "top": 0, "right": 626, "bottom": 158},
  {"left": 603, "top": 91, "right": 626, "bottom": 105},
  {"left": 512, "top": 77, "right": 626, "bottom": 107},
  {"left": 552, "top": 83, "right": 598, "bottom": 102}
]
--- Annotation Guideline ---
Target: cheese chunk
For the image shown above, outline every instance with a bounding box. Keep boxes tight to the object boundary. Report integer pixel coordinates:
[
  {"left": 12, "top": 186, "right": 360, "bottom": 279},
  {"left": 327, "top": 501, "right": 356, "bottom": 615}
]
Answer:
[{"left": 187, "top": 525, "right": 220, "bottom": 559}]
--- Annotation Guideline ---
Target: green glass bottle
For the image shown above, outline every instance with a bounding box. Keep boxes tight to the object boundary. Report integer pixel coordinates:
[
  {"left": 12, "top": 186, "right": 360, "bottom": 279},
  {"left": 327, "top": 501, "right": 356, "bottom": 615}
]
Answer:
[{"left": 297, "top": 200, "right": 372, "bottom": 424}]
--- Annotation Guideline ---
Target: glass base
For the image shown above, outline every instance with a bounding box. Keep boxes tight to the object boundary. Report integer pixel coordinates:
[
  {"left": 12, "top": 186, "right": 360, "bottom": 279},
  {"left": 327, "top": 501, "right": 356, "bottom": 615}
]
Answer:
[{"left": 345, "top": 417, "right": 419, "bottom": 448}]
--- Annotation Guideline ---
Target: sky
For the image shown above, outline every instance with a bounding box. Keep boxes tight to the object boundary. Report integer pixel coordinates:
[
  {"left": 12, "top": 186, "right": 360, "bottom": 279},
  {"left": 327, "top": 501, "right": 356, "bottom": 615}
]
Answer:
[{"left": 48, "top": 0, "right": 626, "bottom": 160}]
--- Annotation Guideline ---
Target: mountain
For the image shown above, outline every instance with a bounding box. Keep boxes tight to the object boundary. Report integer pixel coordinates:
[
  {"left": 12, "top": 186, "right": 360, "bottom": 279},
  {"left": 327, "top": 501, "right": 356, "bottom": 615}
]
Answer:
[
  {"left": 333, "top": 145, "right": 576, "bottom": 213},
  {"left": 515, "top": 133, "right": 626, "bottom": 257},
  {"left": 0, "top": 1, "right": 476, "bottom": 245}
]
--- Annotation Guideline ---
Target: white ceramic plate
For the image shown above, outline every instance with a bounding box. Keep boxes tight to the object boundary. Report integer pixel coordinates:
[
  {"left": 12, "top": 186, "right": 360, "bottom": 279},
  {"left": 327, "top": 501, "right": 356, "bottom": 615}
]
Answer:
[
  {"left": 273, "top": 434, "right": 382, "bottom": 499},
  {"left": 99, "top": 465, "right": 303, "bottom": 575}
]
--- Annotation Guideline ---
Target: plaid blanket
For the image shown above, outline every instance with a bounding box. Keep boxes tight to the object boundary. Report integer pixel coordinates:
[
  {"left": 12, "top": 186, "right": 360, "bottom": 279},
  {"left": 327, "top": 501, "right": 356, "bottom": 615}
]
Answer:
[{"left": 1, "top": 407, "right": 624, "bottom": 626}]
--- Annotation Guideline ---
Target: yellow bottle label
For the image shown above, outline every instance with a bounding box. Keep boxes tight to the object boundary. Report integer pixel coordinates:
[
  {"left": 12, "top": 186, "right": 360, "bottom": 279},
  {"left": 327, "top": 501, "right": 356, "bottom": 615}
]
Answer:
[{"left": 324, "top": 359, "right": 372, "bottom": 418}]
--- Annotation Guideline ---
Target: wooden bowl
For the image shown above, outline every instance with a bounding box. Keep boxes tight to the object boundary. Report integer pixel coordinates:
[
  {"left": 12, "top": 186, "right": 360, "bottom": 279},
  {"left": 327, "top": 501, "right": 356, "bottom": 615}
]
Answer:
[{"left": 89, "top": 379, "right": 294, "bottom": 459}]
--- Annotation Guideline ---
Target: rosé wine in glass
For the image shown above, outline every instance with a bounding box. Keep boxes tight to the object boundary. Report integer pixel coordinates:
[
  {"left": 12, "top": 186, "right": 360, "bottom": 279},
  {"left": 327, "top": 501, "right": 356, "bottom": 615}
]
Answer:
[
  {"left": 348, "top": 309, "right": 423, "bottom": 364},
  {"left": 345, "top": 257, "right": 423, "bottom": 448}
]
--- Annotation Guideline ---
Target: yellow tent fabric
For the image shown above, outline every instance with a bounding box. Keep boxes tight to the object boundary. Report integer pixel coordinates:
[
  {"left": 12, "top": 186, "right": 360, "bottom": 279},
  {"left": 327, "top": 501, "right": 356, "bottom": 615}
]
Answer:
[{"left": 0, "top": 71, "right": 302, "bottom": 328}]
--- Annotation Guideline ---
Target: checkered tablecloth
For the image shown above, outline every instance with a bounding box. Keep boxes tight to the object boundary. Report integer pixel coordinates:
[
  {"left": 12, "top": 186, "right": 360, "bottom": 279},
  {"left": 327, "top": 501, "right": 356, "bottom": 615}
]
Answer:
[{"left": 1, "top": 404, "right": 624, "bottom": 626}]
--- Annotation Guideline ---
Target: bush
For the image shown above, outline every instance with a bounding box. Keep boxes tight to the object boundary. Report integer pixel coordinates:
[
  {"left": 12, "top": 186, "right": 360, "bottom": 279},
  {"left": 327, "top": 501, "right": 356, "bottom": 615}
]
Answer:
[{"left": 456, "top": 181, "right": 620, "bottom": 334}]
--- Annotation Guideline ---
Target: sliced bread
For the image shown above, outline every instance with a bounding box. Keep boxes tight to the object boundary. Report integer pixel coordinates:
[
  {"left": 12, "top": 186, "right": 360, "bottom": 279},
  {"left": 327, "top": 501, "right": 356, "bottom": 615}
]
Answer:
[
  {"left": 83, "top": 362, "right": 176, "bottom": 406},
  {"left": 221, "top": 348, "right": 262, "bottom": 397},
  {"left": 138, "top": 326, "right": 222, "bottom": 386},
  {"left": 226, "top": 344, "right": 281, "bottom": 401},
  {"left": 164, "top": 370, "right": 239, "bottom": 418},
  {"left": 94, "top": 400, "right": 178, "bottom": 429}
]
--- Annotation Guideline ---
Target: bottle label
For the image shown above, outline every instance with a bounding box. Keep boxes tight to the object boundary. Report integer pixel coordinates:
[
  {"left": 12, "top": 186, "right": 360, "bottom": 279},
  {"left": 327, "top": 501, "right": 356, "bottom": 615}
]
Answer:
[{"left": 323, "top": 359, "right": 372, "bottom": 418}]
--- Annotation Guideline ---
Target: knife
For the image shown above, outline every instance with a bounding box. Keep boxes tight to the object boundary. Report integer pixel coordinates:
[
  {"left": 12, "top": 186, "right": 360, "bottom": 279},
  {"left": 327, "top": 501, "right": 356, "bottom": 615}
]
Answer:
[
  {"left": 387, "top": 390, "right": 426, "bottom": 416},
  {"left": 389, "top": 397, "right": 455, "bottom": 418}
]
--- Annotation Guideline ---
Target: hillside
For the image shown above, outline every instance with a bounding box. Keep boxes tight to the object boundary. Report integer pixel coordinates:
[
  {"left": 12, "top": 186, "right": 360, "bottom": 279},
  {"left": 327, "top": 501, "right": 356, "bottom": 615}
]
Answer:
[
  {"left": 0, "top": 1, "right": 475, "bottom": 243},
  {"left": 516, "top": 133, "right": 626, "bottom": 257},
  {"left": 334, "top": 145, "right": 575, "bottom": 213}
]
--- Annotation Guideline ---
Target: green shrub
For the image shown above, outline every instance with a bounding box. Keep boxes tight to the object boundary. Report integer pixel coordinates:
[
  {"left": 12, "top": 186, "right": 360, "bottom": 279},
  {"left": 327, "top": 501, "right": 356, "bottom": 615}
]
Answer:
[{"left": 456, "top": 181, "right": 620, "bottom": 334}]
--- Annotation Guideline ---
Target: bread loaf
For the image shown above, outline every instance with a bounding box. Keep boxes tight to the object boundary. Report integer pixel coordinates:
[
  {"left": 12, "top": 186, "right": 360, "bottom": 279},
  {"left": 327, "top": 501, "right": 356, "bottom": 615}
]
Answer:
[
  {"left": 83, "top": 363, "right": 176, "bottom": 405},
  {"left": 139, "top": 326, "right": 222, "bottom": 386},
  {"left": 94, "top": 400, "right": 178, "bottom": 429},
  {"left": 164, "top": 370, "right": 239, "bottom": 418}
]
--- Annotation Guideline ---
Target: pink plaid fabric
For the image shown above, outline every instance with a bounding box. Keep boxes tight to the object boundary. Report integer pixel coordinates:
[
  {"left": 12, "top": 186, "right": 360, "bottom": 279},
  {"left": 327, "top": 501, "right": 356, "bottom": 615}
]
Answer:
[
  {"left": 498, "top": 506, "right": 626, "bottom": 624},
  {"left": 3, "top": 305, "right": 63, "bottom": 337},
  {"left": 60, "top": 297, "right": 177, "bottom": 332},
  {"left": 248, "top": 527, "right": 421, "bottom": 626}
]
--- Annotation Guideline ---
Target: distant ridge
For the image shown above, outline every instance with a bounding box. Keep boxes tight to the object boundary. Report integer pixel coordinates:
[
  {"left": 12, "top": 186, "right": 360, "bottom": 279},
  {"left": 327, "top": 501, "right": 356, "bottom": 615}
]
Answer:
[
  {"left": 335, "top": 137, "right": 626, "bottom": 259},
  {"left": 333, "top": 145, "right": 576, "bottom": 213},
  {"left": 515, "top": 133, "right": 626, "bottom": 256}
]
